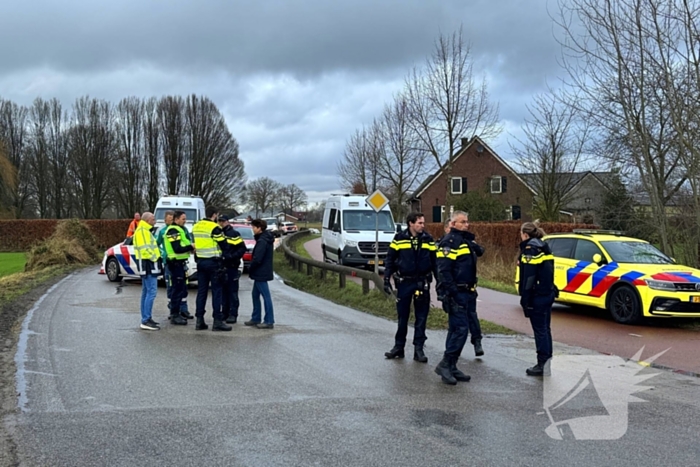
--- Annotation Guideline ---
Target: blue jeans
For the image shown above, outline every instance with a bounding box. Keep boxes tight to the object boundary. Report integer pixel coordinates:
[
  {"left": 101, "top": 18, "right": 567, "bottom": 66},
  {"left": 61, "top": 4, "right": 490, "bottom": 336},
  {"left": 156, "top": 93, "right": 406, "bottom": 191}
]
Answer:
[
  {"left": 140, "top": 274, "right": 158, "bottom": 324},
  {"left": 529, "top": 294, "right": 554, "bottom": 365},
  {"left": 443, "top": 291, "right": 477, "bottom": 359},
  {"left": 251, "top": 280, "right": 274, "bottom": 324}
]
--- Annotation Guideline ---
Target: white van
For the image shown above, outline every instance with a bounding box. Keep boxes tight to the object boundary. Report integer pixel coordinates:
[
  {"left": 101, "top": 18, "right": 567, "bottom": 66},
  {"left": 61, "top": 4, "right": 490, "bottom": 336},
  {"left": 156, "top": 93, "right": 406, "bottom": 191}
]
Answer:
[
  {"left": 321, "top": 194, "right": 396, "bottom": 268},
  {"left": 154, "top": 195, "right": 206, "bottom": 229}
]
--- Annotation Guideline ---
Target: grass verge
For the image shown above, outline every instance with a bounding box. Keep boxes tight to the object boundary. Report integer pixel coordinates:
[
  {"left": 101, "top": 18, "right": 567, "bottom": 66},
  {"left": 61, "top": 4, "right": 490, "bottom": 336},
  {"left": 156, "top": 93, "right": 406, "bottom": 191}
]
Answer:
[
  {"left": 276, "top": 236, "right": 516, "bottom": 335},
  {"left": 0, "top": 265, "right": 77, "bottom": 308},
  {"left": 0, "top": 252, "right": 27, "bottom": 278}
]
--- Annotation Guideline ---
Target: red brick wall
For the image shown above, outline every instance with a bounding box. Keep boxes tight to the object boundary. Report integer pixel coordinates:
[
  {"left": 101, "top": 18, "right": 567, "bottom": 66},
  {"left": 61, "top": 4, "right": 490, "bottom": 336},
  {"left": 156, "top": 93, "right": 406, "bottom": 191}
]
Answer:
[{"left": 413, "top": 141, "right": 535, "bottom": 222}]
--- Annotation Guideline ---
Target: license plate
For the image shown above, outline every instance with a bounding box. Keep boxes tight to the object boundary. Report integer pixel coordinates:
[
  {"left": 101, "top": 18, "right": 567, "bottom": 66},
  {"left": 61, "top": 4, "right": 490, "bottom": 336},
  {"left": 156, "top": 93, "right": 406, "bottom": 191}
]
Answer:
[
  {"left": 368, "top": 260, "right": 384, "bottom": 265},
  {"left": 691, "top": 296, "right": 700, "bottom": 303}
]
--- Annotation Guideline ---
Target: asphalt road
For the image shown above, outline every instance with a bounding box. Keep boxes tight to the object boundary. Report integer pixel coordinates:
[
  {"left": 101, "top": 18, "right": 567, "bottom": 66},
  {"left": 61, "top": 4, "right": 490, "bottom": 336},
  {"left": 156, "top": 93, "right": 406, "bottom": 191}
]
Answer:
[
  {"left": 8, "top": 268, "right": 700, "bottom": 466},
  {"left": 305, "top": 237, "right": 700, "bottom": 375}
]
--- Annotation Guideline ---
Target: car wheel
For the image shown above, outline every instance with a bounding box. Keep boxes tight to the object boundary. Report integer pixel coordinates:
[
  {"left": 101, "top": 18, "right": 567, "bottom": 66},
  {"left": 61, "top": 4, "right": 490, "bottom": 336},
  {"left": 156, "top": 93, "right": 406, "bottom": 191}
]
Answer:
[
  {"left": 608, "top": 285, "right": 642, "bottom": 324},
  {"left": 106, "top": 257, "right": 121, "bottom": 282}
]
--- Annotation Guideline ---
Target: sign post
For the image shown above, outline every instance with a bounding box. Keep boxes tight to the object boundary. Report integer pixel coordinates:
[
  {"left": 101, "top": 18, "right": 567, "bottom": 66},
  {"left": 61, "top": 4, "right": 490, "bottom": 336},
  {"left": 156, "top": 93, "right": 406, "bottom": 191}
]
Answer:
[{"left": 365, "top": 190, "right": 390, "bottom": 275}]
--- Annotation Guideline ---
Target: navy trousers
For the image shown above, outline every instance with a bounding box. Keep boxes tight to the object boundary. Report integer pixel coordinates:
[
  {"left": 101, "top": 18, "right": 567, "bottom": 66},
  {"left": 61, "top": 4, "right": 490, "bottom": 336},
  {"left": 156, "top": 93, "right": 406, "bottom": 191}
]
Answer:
[
  {"left": 167, "top": 260, "right": 188, "bottom": 315},
  {"left": 529, "top": 293, "right": 554, "bottom": 365},
  {"left": 443, "top": 290, "right": 477, "bottom": 359},
  {"left": 394, "top": 280, "right": 430, "bottom": 348},
  {"left": 222, "top": 267, "right": 240, "bottom": 320},
  {"left": 196, "top": 258, "right": 224, "bottom": 321}
]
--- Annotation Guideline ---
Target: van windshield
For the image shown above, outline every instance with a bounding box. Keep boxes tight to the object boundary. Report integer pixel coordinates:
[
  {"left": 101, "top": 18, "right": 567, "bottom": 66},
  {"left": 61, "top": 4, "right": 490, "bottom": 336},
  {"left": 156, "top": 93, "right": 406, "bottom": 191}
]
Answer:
[
  {"left": 155, "top": 208, "right": 199, "bottom": 223},
  {"left": 342, "top": 210, "right": 395, "bottom": 231}
]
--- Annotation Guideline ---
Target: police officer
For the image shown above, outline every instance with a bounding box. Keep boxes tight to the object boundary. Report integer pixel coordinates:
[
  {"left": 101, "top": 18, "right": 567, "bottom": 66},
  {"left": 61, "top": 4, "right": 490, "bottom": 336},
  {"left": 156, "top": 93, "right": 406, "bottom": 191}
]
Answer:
[
  {"left": 192, "top": 206, "right": 232, "bottom": 331},
  {"left": 435, "top": 210, "right": 484, "bottom": 385},
  {"left": 383, "top": 212, "right": 437, "bottom": 363},
  {"left": 217, "top": 215, "right": 247, "bottom": 324},
  {"left": 164, "top": 210, "right": 195, "bottom": 325},
  {"left": 518, "top": 221, "right": 556, "bottom": 376}
]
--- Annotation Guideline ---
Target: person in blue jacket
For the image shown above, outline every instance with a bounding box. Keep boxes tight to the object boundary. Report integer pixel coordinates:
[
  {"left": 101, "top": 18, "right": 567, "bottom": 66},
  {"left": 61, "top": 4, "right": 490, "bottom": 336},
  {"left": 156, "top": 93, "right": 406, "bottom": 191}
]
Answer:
[{"left": 244, "top": 219, "right": 276, "bottom": 329}]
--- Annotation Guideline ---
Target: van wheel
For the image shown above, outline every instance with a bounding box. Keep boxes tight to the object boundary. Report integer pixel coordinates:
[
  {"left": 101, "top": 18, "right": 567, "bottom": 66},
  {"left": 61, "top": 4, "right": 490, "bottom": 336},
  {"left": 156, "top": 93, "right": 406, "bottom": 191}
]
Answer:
[
  {"left": 322, "top": 245, "right": 328, "bottom": 263},
  {"left": 609, "top": 285, "right": 642, "bottom": 324},
  {"left": 337, "top": 250, "right": 344, "bottom": 266}
]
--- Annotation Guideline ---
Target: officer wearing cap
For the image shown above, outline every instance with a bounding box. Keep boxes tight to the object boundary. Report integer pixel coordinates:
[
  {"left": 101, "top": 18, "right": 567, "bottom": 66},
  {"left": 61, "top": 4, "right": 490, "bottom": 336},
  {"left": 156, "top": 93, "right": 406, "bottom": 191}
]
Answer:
[
  {"left": 434, "top": 210, "right": 484, "bottom": 385},
  {"left": 383, "top": 212, "right": 437, "bottom": 363},
  {"left": 217, "top": 215, "right": 247, "bottom": 324}
]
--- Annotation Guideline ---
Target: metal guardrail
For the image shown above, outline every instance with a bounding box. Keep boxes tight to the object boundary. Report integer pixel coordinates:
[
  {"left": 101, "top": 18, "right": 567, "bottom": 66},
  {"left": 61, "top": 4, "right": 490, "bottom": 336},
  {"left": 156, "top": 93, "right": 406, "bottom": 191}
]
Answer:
[{"left": 279, "top": 230, "right": 388, "bottom": 296}]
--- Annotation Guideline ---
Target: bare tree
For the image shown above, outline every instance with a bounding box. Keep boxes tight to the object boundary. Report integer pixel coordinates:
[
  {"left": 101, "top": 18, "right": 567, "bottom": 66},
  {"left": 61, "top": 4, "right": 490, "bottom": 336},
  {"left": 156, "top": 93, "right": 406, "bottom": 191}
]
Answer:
[
  {"left": 405, "top": 27, "right": 501, "bottom": 204},
  {"left": 377, "top": 94, "right": 429, "bottom": 220},
  {"left": 277, "top": 183, "right": 307, "bottom": 214},
  {"left": 158, "top": 96, "right": 186, "bottom": 197},
  {"left": 27, "top": 98, "right": 52, "bottom": 217},
  {"left": 68, "top": 97, "right": 116, "bottom": 218},
  {"left": 183, "top": 94, "right": 246, "bottom": 207},
  {"left": 45, "top": 98, "right": 70, "bottom": 218},
  {"left": 337, "top": 123, "right": 384, "bottom": 194},
  {"left": 511, "top": 90, "right": 591, "bottom": 221},
  {"left": 143, "top": 97, "right": 161, "bottom": 210},
  {"left": 114, "top": 97, "right": 146, "bottom": 217},
  {"left": 245, "top": 177, "right": 282, "bottom": 217},
  {"left": 0, "top": 100, "right": 31, "bottom": 217},
  {"left": 0, "top": 141, "right": 16, "bottom": 217},
  {"left": 553, "top": 0, "right": 694, "bottom": 254}
]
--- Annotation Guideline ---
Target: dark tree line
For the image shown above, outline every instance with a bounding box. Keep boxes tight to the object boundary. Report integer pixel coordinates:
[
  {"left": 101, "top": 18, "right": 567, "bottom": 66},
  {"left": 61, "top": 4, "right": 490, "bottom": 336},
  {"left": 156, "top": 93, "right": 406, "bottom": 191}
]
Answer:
[{"left": 0, "top": 94, "right": 246, "bottom": 219}]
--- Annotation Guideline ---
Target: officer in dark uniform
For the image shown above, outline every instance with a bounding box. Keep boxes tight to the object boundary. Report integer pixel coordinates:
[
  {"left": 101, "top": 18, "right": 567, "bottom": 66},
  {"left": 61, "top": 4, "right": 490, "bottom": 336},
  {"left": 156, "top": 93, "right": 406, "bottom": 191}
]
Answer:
[
  {"left": 164, "top": 210, "right": 196, "bottom": 325},
  {"left": 383, "top": 212, "right": 437, "bottom": 363},
  {"left": 435, "top": 210, "right": 484, "bottom": 385},
  {"left": 518, "top": 221, "right": 556, "bottom": 376},
  {"left": 217, "top": 215, "right": 247, "bottom": 324}
]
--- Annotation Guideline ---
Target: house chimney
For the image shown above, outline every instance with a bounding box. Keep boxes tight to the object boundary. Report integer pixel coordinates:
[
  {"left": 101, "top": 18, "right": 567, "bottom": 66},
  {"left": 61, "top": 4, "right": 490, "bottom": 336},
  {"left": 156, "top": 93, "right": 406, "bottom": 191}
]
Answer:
[{"left": 461, "top": 137, "right": 469, "bottom": 148}]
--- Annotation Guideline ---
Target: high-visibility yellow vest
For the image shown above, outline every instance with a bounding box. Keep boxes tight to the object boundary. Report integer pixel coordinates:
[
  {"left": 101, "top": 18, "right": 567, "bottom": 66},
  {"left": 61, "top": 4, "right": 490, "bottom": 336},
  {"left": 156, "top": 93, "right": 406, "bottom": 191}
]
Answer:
[
  {"left": 164, "top": 225, "right": 192, "bottom": 261},
  {"left": 192, "top": 219, "right": 222, "bottom": 258},
  {"left": 133, "top": 220, "right": 161, "bottom": 275}
]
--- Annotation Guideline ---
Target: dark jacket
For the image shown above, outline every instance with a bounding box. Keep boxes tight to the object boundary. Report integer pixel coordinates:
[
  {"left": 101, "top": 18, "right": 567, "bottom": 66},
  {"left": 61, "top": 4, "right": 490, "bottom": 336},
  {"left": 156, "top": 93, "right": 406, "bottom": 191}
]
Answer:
[
  {"left": 249, "top": 230, "right": 275, "bottom": 281},
  {"left": 221, "top": 224, "right": 247, "bottom": 270},
  {"left": 436, "top": 228, "right": 485, "bottom": 296},
  {"left": 518, "top": 238, "right": 556, "bottom": 310},
  {"left": 384, "top": 230, "right": 437, "bottom": 281}
]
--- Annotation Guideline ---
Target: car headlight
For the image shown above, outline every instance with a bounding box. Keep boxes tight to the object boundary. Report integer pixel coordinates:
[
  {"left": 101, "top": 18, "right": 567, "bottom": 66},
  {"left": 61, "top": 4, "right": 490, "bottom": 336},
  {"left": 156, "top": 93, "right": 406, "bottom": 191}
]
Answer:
[
  {"left": 645, "top": 279, "right": 676, "bottom": 291},
  {"left": 345, "top": 240, "right": 358, "bottom": 248}
]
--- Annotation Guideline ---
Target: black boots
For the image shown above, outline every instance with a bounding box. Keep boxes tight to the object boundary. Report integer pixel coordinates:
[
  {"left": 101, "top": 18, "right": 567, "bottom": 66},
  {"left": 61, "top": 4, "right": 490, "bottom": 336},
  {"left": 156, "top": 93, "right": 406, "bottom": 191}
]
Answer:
[
  {"left": 180, "top": 310, "right": 194, "bottom": 319},
  {"left": 170, "top": 312, "right": 187, "bottom": 325},
  {"left": 195, "top": 317, "right": 208, "bottom": 330},
  {"left": 226, "top": 315, "right": 237, "bottom": 324},
  {"left": 526, "top": 360, "right": 551, "bottom": 376},
  {"left": 434, "top": 357, "right": 457, "bottom": 385},
  {"left": 414, "top": 346, "right": 428, "bottom": 363},
  {"left": 473, "top": 339, "right": 484, "bottom": 357},
  {"left": 384, "top": 346, "right": 405, "bottom": 359},
  {"left": 449, "top": 360, "right": 471, "bottom": 382},
  {"left": 213, "top": 320, "right": 232, "bottom": 332}
]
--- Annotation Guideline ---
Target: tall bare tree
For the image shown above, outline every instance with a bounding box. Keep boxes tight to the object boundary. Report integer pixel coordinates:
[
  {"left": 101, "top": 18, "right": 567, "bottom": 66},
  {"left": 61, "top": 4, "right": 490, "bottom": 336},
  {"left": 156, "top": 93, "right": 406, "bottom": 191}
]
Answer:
[
  {"left": 158, "top": 96, "right": 186, "bottom": 197},
  {"left": 143, "top": 97, "right": 161, "bottom": 210},
  {"left": 405, "top": 27, "right": 501, "bottom": 204},
  {"left": 27, "top": 98, "right": 52, "bottom": 217},
  {"left": 183, "top": 94, "right": 246, "bottom": 207},
  {"left": 0, "top": 100, "right": 31, "bottom": 217},
  {"left": 114, "top": 97, "right": 146, "bottom": 217},
  {"left": 46, "top": 98, "right": 70, "bottom": 218},
  {"left": 0, "top": 141, "right": 16, "bottom": 217},
  {"left": 511, "top": 90, "right": 591, "bottom": 221},
  {"left": 68, "top": 97, "right": 116, "bottom": 219},
  {"left": 277, "top": 183, "right": 307, "bottom": 214},
  {"left": 245, "top": 177, "right": 282, "bottom": 217},
  {"left": 553, "top": 0, "right": 694, "bottom": 254},
  {"left": 377, "top": 94, "right": 428, "bottom": 220},
  {"left": 337, "top": 123, "right": 384, "bottom": 194}
]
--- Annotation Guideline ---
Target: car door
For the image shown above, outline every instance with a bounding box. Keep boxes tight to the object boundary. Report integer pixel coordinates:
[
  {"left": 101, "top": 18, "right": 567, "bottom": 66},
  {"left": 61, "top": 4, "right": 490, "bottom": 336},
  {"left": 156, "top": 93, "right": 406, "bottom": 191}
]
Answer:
[
  {"left": 546, "top": 237, "right": 577, "bottom": 299},
  {"left": 324, "top": 208, "right": 341, "bottom": 261},
  {"left": 565, "top": 238, "right": 608, "bottom": 306}
]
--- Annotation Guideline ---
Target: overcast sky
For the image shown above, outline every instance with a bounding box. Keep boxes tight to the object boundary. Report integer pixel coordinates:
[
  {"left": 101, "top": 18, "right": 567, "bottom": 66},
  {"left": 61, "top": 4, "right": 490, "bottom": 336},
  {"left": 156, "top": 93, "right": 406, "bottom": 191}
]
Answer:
[{"left": 0, "top": 0, "right": 565, "bottom": 205}]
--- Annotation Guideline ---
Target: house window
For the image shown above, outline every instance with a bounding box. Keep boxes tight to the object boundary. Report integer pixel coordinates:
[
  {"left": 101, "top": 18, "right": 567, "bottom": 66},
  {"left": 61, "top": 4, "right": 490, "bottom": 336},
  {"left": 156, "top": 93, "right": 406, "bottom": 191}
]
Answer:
[
  {"left": 451, "top": 177, "right": 462, "bottom": 194},
  {"left": 490, "top": 176, "right": 502, "bottom": 194}
]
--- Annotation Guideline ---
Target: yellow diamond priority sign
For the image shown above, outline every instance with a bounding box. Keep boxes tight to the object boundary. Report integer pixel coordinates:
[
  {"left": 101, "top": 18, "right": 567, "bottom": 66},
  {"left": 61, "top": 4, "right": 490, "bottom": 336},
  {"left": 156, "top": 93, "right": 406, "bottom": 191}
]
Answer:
[{"left": 366, "top": 190, "right": 389, "bottom": 213}]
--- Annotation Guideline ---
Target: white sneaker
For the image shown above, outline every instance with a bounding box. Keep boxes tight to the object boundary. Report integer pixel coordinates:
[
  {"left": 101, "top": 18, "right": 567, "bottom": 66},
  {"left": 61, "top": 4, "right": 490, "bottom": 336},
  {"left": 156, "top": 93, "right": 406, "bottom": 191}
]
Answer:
[{"left": 140, "top": 320, "right": 160, "bottom": 331}]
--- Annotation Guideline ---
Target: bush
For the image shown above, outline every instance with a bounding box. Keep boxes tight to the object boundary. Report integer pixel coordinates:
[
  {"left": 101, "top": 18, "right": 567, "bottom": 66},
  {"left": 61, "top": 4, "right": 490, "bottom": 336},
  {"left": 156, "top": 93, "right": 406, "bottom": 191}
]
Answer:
[
  {"left": 25, "top": 219, "right": 101, "bottom": 271},
  {"left": 0, "top": 219, "right": 131, "bottom": 251}
]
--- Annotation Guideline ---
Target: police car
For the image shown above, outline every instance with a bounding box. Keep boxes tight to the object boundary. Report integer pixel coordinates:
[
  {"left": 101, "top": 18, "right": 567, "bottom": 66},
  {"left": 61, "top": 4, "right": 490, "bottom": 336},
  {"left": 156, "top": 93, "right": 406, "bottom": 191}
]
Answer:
[{"left": 516, "top": 229, "right": 700, "bottom": 324}]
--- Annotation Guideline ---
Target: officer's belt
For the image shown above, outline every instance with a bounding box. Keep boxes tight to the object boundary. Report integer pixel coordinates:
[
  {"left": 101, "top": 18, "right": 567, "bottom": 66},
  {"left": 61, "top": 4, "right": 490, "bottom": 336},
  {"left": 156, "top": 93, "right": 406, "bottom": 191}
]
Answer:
[
  {"left": 456, "top": 283, "right": 476, "bottom": 291},
  {"left": 166, "top": 258, "right": 187, "bottom": 264},
  {"left": 397, "top": 274, "right": 431, "bottom": 281}
]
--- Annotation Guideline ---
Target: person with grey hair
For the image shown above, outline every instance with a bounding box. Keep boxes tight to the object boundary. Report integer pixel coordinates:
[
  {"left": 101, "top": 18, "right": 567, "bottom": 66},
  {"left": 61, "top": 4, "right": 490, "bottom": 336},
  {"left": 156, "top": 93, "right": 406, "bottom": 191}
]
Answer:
[
  {"left": 133, "top": 211, "right": 162, "bottom": 330},
  {"left": 434, "top": 210, "right": 484, "bottom": 384}
]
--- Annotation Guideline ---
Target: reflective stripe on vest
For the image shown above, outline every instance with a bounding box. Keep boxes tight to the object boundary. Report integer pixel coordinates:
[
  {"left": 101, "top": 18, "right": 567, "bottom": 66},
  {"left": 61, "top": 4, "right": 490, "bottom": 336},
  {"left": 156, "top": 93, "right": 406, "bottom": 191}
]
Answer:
[
  {"left": 192, "top": 219, "right": 222, "bottom": 258},
  {"left": 164, "top": 225, "right": 192, "bottom": 261},
  {"left": 133, "top": 221, "right": 161, "bottom": 261}
]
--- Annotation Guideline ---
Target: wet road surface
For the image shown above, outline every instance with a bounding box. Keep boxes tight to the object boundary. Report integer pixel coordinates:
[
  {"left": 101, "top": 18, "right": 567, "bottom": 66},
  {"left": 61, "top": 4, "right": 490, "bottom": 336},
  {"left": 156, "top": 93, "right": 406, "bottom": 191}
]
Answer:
[{"left": 304, "top": 237, "right": 700, "bottom": 375}]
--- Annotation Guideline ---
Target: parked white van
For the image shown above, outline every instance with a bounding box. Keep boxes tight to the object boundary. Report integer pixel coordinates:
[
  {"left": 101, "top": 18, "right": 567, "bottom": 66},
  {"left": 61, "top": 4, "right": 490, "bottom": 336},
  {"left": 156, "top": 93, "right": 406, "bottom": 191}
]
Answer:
[
  {"left": 321, "top": 194, "right": 396, "bottom": 268},
  {"left": 154, "top": 195, "right": 206, "bottom": 229}
]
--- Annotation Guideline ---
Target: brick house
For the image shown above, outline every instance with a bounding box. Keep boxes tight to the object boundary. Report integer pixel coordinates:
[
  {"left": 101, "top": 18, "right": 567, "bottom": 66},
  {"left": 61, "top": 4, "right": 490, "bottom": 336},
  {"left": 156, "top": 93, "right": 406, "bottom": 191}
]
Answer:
[{"left": 408, "top": 136, "right": 536, "bottom": 223}]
